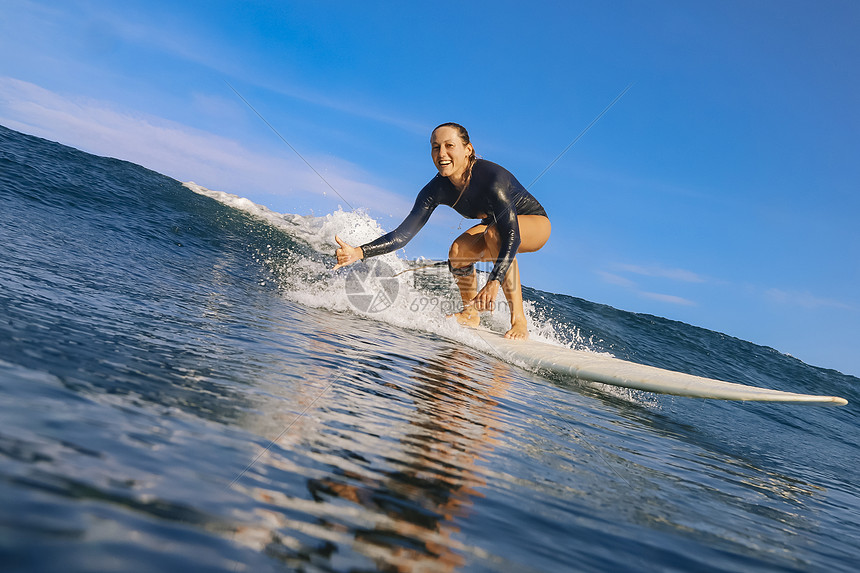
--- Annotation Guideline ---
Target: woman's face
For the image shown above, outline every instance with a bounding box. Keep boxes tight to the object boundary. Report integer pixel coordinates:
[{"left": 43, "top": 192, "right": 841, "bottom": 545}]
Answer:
[{"left": 430, "top": 127, "right": 473, "bottom": 180}]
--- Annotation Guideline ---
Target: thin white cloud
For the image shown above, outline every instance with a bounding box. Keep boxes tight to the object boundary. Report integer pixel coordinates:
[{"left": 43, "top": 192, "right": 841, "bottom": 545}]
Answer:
[
  {"left": 263, "top": 83, "right": 429, "bottom": 136},
  {"left": 81, "top": 5, "right": 429, "bottom": 136},
  {"left": 764, "top": 288, "right": 855, "bottom": 311},
  {"left": 596, "top": 271, "right": 637, "bottom": 289},
  {"left": 640, "top": 292, "right": 697, "bottom": 307},
  {"left": 614, "top": 263, "right": 707, "bottom": 283},
  {"left": 596, "top": 269, "right": 698, "bottom": 306},
  {"left": 600, "top": 259, "right": 855, "bottom": 311},
  {"left": 0, "top": 77, "right": 412, "bottom": 217}
]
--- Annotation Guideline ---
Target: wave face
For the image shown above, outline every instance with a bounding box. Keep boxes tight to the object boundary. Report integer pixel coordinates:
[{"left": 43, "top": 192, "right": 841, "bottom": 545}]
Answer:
[{"left": 1, "top": 124, "right": 858, "bottom": 572}]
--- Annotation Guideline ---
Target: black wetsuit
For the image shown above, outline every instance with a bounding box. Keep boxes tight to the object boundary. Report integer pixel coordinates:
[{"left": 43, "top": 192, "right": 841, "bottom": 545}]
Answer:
[{"left": 360, "top": 159, "right": 548, "bottom": 282}]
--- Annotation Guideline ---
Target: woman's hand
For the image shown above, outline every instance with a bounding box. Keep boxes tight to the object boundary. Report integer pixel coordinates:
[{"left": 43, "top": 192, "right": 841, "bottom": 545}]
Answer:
[
  {"left": 471, "top": 280, "right": 500, "bottom": 312},
  {"left": 333, "top": 235, "right": 364, "bottom": 270}
]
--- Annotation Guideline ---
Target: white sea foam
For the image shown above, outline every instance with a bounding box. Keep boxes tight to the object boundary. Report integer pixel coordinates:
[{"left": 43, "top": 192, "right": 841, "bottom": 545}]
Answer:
[{"left": 184, "top": 182, "right": 594, "bottom": 360}]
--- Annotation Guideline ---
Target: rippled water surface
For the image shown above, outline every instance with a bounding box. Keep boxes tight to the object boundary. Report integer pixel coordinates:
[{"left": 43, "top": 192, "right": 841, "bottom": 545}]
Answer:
[{"left": 1, "top": 125, "right": 858, "bottom": 572}]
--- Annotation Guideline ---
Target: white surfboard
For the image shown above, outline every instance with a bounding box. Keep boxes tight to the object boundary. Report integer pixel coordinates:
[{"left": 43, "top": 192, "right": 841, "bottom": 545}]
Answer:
[{"left": 472, "top": 328, "right": 848, "bottom": 405}]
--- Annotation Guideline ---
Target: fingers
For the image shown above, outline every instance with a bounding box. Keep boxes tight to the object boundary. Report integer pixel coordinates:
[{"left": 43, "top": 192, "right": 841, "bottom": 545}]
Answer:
[
  {"left": 333, "top": 251, "right": 353, "bottom": 271},
  {"left": 470, "top": 294, "right": 494, "bottom": 312},
  {"left": 333, "top": 257, "right": 355, "bottom": 271},
  {"left": 333, "top": 235, "right": 353, "bottom": 270},
  {"left": 470, "top": 281, "right": 500, "bottom": 312}
]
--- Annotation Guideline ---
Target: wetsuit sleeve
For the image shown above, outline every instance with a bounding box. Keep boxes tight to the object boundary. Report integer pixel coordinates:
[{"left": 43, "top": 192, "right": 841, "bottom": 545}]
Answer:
[
  {"left": 359, "top": 180, "right": 441, "bottom": 259},
  {"left": 486, "top": 175, "right": 521, "bottom": 283}
]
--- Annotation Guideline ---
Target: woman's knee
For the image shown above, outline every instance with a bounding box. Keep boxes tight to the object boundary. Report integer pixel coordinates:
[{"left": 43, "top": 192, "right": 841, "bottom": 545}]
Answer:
[
  {"left": 448, "top": 238, "right": 470, "bottom": 264},
  {"left": 448, "top": 240, "right": 461, "bottom": 261},
  {"left": 482, "top": 225, "right": 500, "bottom": 251},
  {"left": 449, "top": 234, "right": 483, "bottom": 265}
]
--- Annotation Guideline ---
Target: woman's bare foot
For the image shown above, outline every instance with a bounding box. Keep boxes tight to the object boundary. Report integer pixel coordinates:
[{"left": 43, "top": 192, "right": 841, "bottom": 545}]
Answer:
[
  {"left": 504, "top": 315, "right": 529, "bottom": 340},
  {"left": 448, "top": 307, "right": 480, "bottom": 328}
]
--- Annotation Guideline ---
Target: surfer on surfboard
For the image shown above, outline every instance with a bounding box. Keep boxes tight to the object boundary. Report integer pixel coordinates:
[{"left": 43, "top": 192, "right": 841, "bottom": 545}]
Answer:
[{"left": 333, "top": 123, "right": 551, "bottom": 340}]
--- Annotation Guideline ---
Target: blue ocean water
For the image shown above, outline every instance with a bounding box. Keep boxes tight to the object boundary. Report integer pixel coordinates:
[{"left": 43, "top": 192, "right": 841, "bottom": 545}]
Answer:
[{"left": 0, "top": 123, "right": 857, "bottom": 572}]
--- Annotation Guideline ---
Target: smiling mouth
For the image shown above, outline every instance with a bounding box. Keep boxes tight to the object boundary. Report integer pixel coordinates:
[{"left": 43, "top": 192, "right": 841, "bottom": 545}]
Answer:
[{"left": 438, "top": 160, "right": 452, "bottom": 167}]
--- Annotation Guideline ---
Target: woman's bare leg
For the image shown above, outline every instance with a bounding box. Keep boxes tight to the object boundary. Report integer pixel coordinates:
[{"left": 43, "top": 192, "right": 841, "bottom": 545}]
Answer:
[
  {"left": 448, "top": 224, "right": 488, "bottom": 328},
  {"left": 496, "top": 215, "right": 550, "bottom": 339},
  {"left": 452, "top": 270, "right": 480, "bottom": 327},
  {"left": 448, "top": 215, "right": 551, "bottom": 337},
  {"left": 500, "top": 258, "right": 529, "bottom": 339}
]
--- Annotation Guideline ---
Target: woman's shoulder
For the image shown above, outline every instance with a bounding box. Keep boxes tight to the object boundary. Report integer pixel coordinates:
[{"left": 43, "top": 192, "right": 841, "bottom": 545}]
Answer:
[
  {"left": 415, "top": 173, "right": 455, "bottom": 206},
  {"left": 474, "top": 158, "right": 504, "bottom": 173},
  {"left": 472, "top": 159, "right": 515, "bottom": 187},
  {"left": 420, "top": 173, "right": 453, "bottom": 194}
]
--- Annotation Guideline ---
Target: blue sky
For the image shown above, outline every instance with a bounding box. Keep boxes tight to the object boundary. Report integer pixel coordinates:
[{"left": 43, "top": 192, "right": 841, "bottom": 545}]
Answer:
[{"left": 2, "top": 0, "right": 858, "bottom": 376}]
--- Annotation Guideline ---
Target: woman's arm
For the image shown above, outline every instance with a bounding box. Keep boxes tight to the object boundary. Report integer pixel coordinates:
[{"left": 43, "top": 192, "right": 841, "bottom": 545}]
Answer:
[
  {"left": 358, "top": 180, "right": 441, "bottom": 259},
  {"left": 334, "top": 179, "right": 442, "bottom": 269},
  {"left": 485, "top": 175, "right": 521, "bottom": 283}
]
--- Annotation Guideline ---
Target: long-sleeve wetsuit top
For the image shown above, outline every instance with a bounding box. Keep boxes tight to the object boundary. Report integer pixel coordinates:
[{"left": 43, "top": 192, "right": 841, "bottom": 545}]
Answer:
[{"left": 359, "top": 159, "right": 547, "bottom": 283}]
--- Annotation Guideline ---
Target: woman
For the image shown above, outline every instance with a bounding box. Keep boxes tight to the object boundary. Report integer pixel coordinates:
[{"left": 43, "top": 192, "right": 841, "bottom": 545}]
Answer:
[{"left": 334, "top": 123, "right": 551, "bottom": 339}]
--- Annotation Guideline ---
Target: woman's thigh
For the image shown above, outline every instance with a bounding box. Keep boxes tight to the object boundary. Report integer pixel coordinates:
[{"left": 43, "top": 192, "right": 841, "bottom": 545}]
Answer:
[
  {"left": 451, "top": 215, "right": 550, "bottom": 262},
  {"left": 450, "top": 224, "right": 490, "bottom": 261},
  {"left": 516, "top": 215, "right": 551, "bottom": 253}
]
